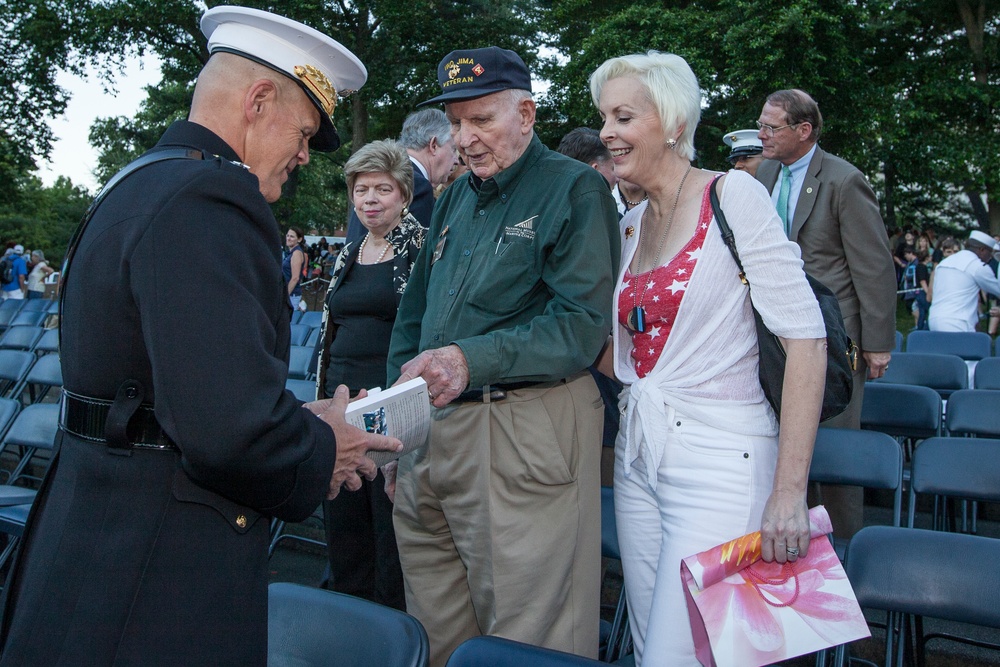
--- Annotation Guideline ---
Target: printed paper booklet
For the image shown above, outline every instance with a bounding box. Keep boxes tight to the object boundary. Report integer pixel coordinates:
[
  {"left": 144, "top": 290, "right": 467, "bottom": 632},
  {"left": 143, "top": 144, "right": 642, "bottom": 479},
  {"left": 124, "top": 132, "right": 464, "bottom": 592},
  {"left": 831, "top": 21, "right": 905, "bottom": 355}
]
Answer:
[{"left": 345, "top": 377, "right": 431, "bottom": 467}]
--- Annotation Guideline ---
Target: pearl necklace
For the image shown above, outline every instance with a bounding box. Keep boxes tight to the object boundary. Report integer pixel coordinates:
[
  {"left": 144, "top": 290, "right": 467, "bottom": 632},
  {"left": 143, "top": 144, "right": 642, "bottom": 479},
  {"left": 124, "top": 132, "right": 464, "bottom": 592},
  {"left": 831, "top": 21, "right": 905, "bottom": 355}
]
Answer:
[
  {"left": 358, "top": 232, "right": 390, "bottom": 264},
  {"left": 619, "top": 185, "right": 648, "bottom": 208}
]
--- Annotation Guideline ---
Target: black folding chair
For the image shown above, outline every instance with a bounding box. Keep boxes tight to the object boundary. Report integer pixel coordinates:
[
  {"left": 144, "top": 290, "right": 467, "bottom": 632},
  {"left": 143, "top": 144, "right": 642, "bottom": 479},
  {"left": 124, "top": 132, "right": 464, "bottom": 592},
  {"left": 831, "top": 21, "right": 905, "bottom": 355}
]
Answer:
[
  {"left": 840, "top": 526, "right": 1000, "bottom": 667},
  {"left": 0, "top": 326, "right": 43, "bottom": 352},
  {"left": 268, "top": 582, "right": 429, "bottom": 667},
  {"left": 447, "top": 636, "right": 606, "bottom": 667}
]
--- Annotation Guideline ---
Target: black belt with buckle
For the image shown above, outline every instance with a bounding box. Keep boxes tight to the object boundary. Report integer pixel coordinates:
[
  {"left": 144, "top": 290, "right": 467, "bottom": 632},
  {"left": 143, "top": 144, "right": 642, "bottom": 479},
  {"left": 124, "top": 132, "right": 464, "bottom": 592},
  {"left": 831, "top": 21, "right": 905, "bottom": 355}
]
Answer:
[
  {"left": 452, "top": 382, "right": 545, "bottom": 404},
  {"left": 60, "top": 389, "right": 178, "bottom": 451}
]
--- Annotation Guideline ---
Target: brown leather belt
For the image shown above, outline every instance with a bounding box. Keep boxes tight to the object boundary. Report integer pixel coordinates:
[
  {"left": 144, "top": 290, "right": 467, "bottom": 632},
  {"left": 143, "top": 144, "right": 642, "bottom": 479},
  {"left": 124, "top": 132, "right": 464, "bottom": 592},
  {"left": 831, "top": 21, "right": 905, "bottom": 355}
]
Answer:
[{"left": 60, "top": 389, "right": 178, "bottom": 451}]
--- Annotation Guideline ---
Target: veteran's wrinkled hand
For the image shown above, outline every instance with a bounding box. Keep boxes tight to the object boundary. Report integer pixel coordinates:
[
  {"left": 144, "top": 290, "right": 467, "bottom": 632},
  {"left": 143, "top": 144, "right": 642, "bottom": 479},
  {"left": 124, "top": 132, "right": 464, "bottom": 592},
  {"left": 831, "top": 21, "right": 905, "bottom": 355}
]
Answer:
[{"left": 396, "top": 345, "right": 470, "bottom": 408}]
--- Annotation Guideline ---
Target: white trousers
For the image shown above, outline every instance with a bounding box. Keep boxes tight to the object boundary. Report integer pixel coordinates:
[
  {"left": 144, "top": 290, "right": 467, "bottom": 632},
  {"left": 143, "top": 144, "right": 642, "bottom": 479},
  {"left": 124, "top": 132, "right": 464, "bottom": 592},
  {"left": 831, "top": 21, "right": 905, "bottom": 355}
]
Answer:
[{"left": 614, "top": 404, "right": 777, "bottom": 666}]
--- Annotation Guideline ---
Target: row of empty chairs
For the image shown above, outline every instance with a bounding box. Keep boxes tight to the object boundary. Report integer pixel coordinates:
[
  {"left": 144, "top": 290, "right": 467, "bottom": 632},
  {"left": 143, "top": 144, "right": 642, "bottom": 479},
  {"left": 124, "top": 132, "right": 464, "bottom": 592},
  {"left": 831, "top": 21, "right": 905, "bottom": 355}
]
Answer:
[
  {"left": 0, "top": 401, "right": 60, "bottom": 576},
  {"left": 894, "top": 329, "right": 998, "bottom": 358},
  {"left": 873, "top": 352, "right": 1000, "bottom": 394},
  {"left": 0, "top": 351, "right": 62, "bottom": 407},
  {"left": 0, "top": 299, "right": 57, "bottom": 333},
  {"left": 290, "top": 310, "right": 322, "bottom": 329},
  {"left": 269, "top": 581, "right": 633, "bottom": 667}
]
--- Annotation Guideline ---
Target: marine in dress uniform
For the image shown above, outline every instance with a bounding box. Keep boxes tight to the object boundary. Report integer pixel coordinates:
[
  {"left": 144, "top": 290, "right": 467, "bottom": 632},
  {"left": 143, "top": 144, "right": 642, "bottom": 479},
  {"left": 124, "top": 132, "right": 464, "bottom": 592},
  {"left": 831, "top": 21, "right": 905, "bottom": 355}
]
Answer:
[{"left": 0, "top": 7, "right": 398, "bottom": 665}]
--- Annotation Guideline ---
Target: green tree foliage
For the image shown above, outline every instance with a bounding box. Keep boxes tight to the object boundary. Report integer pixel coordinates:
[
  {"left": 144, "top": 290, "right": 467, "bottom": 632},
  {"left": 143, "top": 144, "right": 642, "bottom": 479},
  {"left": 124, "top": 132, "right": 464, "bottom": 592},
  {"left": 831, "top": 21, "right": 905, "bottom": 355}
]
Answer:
[
  {"left": 4, "top": 0, "right": 539, "bottom": 234},
  {"left": 0, "top": 175, "right": 90, "bottom": 264},
  {"left": 538, "top": 0, "right": 998, "bottom": 234}
]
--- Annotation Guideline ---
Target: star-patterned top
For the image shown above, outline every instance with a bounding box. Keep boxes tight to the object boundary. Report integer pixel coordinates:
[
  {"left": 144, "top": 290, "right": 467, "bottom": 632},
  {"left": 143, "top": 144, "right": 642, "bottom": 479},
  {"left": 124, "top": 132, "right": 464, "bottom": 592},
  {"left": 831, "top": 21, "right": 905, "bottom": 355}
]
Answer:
[{"left": 617, "top": 184, "right": 713, "bottom": 378}]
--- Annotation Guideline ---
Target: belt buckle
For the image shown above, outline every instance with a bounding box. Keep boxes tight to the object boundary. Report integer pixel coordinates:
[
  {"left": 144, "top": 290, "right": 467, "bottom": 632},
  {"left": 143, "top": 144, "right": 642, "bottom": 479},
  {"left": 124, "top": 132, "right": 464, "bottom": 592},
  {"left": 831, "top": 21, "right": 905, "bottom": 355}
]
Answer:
[{"left": 483, "top": 386, "right": 506, "bottom": 403}]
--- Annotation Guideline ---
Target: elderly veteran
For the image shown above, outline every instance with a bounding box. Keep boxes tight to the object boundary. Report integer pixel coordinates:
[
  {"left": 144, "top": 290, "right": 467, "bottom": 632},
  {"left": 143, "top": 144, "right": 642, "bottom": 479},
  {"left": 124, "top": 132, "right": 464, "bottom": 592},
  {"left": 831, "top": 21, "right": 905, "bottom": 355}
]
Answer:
[
  {"left": 0, "top": 7, "right": 400, "bottom": 665},
  {"left": 723, "top": 128, "right": 764, "bottom": 177},
  {"left": 386, "top": 46, "right": 620, "bottom": 665}
]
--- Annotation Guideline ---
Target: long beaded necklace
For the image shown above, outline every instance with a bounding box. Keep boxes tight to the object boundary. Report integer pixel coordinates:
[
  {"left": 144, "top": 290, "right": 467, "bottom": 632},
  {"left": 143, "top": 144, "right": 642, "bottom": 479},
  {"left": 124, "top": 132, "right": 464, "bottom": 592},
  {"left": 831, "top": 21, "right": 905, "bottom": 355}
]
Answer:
[
  {"left": 358, "top": 232, "right": 390, "bottom": 264},
  {"left": 626, "top": 164, "right": 693, "bottom": 334}
]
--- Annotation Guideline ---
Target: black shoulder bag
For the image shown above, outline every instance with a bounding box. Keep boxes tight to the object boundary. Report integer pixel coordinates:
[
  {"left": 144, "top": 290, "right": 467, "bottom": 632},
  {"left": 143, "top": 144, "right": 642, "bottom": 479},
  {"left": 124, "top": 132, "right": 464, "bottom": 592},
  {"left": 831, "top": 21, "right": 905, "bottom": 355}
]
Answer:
[{"left": 709, "top": 176, "right": 857, "bottom": 422}]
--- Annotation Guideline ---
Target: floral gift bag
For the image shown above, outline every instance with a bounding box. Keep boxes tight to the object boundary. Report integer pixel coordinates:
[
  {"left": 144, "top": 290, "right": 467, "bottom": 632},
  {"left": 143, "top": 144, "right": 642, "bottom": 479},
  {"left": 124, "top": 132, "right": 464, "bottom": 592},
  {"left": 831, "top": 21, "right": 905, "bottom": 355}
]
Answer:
[{"left": 680, "top": 506, "right": 870, "bottom": 667}]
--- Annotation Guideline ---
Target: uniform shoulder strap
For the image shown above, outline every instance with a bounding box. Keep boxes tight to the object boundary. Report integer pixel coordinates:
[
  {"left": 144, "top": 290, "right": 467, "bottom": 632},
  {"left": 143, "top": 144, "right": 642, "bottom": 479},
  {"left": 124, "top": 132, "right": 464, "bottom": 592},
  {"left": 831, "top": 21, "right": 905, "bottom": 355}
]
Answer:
[{"left": 58, "top": 148, "right": 206, "bottom": 328}]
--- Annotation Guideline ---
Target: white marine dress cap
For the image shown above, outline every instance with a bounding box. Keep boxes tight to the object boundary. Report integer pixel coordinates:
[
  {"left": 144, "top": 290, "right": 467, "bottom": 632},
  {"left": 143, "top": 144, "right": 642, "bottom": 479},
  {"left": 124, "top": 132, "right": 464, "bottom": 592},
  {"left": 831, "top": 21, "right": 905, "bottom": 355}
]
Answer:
[
  {"left": 201, "top": 5, "right": 367, "bottom": 151},
  {"left": 723, "top": 129, "right": 764, "bottom": 159}
]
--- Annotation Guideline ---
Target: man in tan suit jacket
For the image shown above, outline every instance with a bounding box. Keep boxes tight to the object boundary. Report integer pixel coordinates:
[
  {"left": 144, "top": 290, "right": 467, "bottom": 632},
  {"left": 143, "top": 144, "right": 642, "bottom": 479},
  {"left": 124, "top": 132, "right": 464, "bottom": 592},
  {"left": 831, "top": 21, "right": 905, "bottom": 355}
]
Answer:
[{"left": 755, "top": 89, "right": 896, "bottom": 539}]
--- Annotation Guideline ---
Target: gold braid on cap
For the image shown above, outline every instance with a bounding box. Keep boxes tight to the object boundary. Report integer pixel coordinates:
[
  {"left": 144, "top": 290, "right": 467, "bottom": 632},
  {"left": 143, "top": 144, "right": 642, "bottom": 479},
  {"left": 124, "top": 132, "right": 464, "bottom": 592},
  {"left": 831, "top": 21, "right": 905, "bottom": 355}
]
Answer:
[{"left": 294, "top": 64, "right": 337, "bottom": 116}]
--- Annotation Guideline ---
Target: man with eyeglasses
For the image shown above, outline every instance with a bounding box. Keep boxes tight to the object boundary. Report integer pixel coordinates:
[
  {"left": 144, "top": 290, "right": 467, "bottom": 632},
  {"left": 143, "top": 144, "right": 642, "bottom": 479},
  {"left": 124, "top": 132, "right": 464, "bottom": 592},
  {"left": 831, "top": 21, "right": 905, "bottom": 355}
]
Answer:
[{"left": 755, "top": 89, "right": 896, "bottom": 541}]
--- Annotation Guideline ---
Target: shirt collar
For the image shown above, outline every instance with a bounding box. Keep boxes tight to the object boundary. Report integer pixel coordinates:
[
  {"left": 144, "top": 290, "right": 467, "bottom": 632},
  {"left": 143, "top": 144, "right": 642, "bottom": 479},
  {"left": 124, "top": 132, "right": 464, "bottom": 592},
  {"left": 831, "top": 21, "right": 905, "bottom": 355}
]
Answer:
[
  {"left": 409, "top": 155, "right": 429, "bottom": 181},
  {"left": 467, "top": 133, "right": 542, "bottom": 199},
  {"left": 786, "top": 143, "right": 817, "bottom": 179}
]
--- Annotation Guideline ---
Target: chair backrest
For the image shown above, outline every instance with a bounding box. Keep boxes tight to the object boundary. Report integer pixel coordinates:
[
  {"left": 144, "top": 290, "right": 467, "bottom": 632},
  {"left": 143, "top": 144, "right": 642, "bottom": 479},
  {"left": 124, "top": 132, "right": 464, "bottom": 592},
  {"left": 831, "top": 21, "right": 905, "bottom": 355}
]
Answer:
[
  {"left": 0, "top": 301, "right": 23, "bottom": 329},
  {"left": 3, "top": 403, "right": 60, "bottom": 452},
  {"left": 22, "top": 353, "right": 61, "bottom": 388},
  {"left": 0, "top": 350, "right": 35, "bottom": 395},
  {"left": 905, "top": 330, "right": 992, "bottom": 361},
  {"left": 287, "top": 346, "right": 314, "bottom": 381},
  {"left": 873, "top": 352, "right": 967, "bottom": 398},
  {"left": 17, "top": 299, "right": 52, "bottom": 313},
  {"left": 268, "top": 582, "right": 429, "bottom": 667},
  {"left": 810, "top": 428, "right": 904, "bottom": 525},
  {"left": 33, "top": 328, "right": 58, "bottom": 356},
  {"left": 860, "top": 383, "right": 941, "bottom": 440},
  {"left": 0, "top": 325, "right": 43, "bottom": 351},
  {"left": 299, "top": 311, "right": 323, "bottom": 329},
  {"left": 945, "top": 389, "right": 1000, "bottom": 437},
  {"left": 285, "top": 378, "right": 316, "bottom": 402},
  {"left": 907, "top": 436, "right": 1000, "bottom": 527},
  {"left": 0, "top": 398, "right": 21, "bottom": 444},
  {"left": 9, "top": 311, "right": 47, "bottom": 328},
  {"left": 845, "top": 526, "right": 1000, "bottom": 628},
  {"left": 975, "top": 357, "right": 1000, "bottom": 390},
  {"left": 289, "top": 323, "right": 312, "bottom": 347},
  {"left": 894, "top": 330, "right": 903, "bottom": 352},
  {"left": 305, "top": 326, "right": 320, "bottom": 348},
  {"left": 446, "top": 636, "right": 605, "bottom": 667},
  {"left": 1, "top": 403, "right": 60, "bottom": 485}
]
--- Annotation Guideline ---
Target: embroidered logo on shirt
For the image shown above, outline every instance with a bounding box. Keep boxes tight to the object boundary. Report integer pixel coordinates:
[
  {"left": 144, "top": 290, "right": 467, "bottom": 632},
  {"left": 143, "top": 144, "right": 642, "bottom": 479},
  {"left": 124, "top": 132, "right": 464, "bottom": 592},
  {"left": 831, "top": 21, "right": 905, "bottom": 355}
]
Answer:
[{"left": 504, "top": 215, "right": 538, "bottom": 243}]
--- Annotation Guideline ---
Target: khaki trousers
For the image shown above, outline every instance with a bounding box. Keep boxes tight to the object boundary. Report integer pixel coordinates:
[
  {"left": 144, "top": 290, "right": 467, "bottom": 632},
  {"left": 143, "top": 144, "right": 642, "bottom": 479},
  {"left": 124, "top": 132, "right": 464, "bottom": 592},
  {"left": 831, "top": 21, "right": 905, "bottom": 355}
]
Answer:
[{"left": 393, "top": 372, "right": 602, "bottom": 667}]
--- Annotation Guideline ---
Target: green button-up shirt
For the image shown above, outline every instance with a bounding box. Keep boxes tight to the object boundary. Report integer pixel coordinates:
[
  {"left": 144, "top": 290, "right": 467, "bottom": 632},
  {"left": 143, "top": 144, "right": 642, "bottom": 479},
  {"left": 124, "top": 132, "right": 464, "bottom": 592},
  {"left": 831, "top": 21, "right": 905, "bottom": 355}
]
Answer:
[{"left": 387, "top": 134, "right": 620, "bottom": 388}]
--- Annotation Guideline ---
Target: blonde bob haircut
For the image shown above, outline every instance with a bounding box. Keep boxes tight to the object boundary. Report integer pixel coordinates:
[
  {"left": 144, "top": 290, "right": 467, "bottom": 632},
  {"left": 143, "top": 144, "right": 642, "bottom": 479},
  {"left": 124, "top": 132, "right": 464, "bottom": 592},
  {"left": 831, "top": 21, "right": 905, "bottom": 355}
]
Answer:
[
  {"left": 344, "top": 139, "right": 414, "bottom": 207},
  {"left": 589, "top": 51, "right": 701, "bottom": 162}
]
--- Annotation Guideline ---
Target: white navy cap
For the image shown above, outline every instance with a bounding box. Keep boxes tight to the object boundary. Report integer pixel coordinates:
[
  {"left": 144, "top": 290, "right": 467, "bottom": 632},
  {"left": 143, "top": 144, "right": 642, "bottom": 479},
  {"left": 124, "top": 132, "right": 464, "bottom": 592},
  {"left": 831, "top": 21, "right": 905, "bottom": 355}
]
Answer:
[
  {"left": 969, "top": 230, "right": 999, "bottom": 251},
  {"left": 201, "top": 5, "right": 367, "bottom": 152},
  {"left": 723, "top": 129, "right": 763, "bottom": 161}
]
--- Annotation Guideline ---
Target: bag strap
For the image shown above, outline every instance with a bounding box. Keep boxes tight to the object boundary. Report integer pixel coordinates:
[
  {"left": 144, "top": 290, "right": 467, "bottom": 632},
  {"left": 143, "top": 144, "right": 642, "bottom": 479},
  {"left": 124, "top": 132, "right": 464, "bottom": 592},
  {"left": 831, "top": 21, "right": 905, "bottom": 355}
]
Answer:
[
  {"left": 58, "top": 148, "right": 206, "bottom": 335},
  {"left": 709, "top": 175, "right": 749, "bottom": 288}
]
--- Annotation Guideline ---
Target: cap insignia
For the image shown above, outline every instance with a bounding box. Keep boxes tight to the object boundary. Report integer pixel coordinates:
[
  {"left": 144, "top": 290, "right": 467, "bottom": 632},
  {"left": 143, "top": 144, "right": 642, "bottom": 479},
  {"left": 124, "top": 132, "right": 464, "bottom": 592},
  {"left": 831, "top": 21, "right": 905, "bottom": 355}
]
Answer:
[
  {"left": 472, "top": 63, "right": 485, "bottom": 76},
  {"left": 294, "top": 64, "right": 337, "bottom": 116},
  {"left": 446, "top": 61, "right": 461, "bottom": 80}
]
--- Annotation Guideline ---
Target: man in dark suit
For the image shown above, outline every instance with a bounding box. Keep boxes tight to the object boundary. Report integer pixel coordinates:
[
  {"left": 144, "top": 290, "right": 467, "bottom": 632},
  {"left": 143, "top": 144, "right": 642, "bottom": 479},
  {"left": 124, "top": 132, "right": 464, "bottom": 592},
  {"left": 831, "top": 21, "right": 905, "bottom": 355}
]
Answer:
[
  {"left": 345, "top": 108, "right": 458, "bottom": 243},
  {"left": 0, "top": 7, "right": 399, "bottom": 665},
  {"left": 755, "top": 89, "right": 896, "bottom": 539}
]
